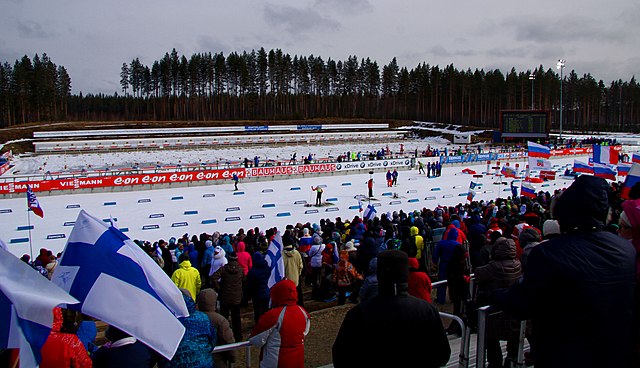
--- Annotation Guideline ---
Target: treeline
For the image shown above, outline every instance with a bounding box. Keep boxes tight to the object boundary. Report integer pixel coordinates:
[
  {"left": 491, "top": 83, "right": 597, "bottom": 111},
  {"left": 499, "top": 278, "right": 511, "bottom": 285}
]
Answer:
[
  {"left": 0, "top": 54, "right": 71, "bottom": 126},
  {"left": 2, "top": 49, "right": 640, "bottom": 132}
]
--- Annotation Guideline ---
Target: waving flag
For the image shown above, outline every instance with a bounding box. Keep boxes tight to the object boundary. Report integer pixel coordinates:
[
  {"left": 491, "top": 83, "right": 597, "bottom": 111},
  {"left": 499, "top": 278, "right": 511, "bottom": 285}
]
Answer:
[
  {"left": 528, "top": 141, "right": 551, "bottom": 159},
  {"left": 633, "top": 153, "right": 640, "bottom": 164},
  {"left": 363, "top": 203, "right": 377, "bottom": 221},
  {"left": 622, "top": 163, "right": 640, "bottom": 199},
  {"left": 528, "top": 157, "right": 551, "bottom": 171},
  {"left": 358, "top": 198, "right": 363, "bottom": 213},
  {"left": 467, "top": 181, "right": 478, "bottom": 202},
  {"left": 593, "top": 145, "right": 619, "bottom": 165},
  {"left": 501, "top": 166, "right": 516, "bottom": 178},
  {"left": 1, "top": 246, "right": 79, "bottom": 367},
  {"left": 26, "top": 185, "right": 44, "bottom": 218},
  {"left": 618, "top": 163, "right": 632, "bottom": 177},
  {"left": 51, "top": 210, "right": 188, "bottom": 359},
  {"left": 592, "top": 162, "right": 617, "bottom": 180},
  {"left": 573, "top": 160, "right": 594, "bottom": 174},
  {"left": 266, "top": 231, "right": 284, "bottom": 289},
  {"left": 521, "top": 182, "right": 537, "bottom": 199}
]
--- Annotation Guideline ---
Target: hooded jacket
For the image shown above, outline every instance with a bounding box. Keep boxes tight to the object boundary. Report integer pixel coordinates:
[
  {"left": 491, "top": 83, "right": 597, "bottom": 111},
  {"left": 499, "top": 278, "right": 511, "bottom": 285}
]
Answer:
[
  {"left": 160, "top": 293, "right": 215, "bottom": 368},
  {"left": 474, "top": 238, "right": 521, "bottom": 306},
  {"left": 198, "top": 289, "right": 236, "bottom": 367},
  {"left": 209, "top": 246, "right": 228, "bottom": 277},
  {"left": 236, "top": 242, "right": 253, "bottom": 276},
  {"left": 282, "top": 245, "right": 304, "bottom": 286},
  {"left": 410, "top": 226, "right": 425, "bottom": 260},
  {"left": 434, "top": 228, "right": 460, "bottom": 278},
  {"left": 185, "top": 243, "right": 199, "bottom": 269},
  {"left": 358, "top": 257, "right": 379, "bottom": 303},
  {"left": 495, "top": 175, "right": 636, "bottom": 368},
  {"left": 308, "top": 236, "right": 325, "bottom": 268},
  {"left": 407, "top": 257, "right": 432, "bottom": 302},
  {"left": 171, "top": 260, "right": 201, "bottom": 301},
  {"left": 201, "top": 240, "right": 215, "bottom": 269},
  {"left": 213, "top": 254, "right": 244, "bottom": 306},
  {"left": 40, "top": 308, "right": 92, "bottom": 368},
  {"left": 333, "top": 250, "right": 361, "bottom": 287},
  {"left": 250, "top": 280, "right": 310, "bottom": 368}
]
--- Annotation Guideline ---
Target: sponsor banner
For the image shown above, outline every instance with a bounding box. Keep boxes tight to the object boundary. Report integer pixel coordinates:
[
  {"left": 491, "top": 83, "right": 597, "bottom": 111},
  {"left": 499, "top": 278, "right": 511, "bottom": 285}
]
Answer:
[
  {"left": 335, "top": 159, "right": 411, "bottom": 171},
  {"left": 446, "top": 156, "right": 464, "bottom": 164},
  {"left": 0, "top": 162, "right": 10, "bottom": 176},
  {"left": 476, "top": 153, "right": 492, "bottom": 161},
  {"left": 247, "top": 163, "right": 337, "bottom": 177},
  {"left": 297, "top": 125, "right": 322, "bottom": 130},
  {"left": 509, "top": 152, "right": 525, "bottom": 159},
  {"left": 244, "top": 125, "right": 269, "bottom": 132},
  {"left": 496, "top": 153, "right": 510, "bottom": 159},
  {"left": 0, "top": 168, "right": 246, "bottom": 194}
]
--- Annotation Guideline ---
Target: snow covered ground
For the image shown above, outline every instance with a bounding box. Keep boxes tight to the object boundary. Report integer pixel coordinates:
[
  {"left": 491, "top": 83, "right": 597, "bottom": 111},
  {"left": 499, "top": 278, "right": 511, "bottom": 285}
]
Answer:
[{"left": 0, "top": 153, "right": 582, "bottom": 258}]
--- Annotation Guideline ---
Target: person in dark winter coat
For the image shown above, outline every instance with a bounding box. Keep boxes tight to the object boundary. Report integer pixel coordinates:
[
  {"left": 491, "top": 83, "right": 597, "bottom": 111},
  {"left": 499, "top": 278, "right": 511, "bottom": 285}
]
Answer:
[
  {"left": 198, "top": 289, "right": 236, "bottom": 368},
  {"left": 433, "top": 227, "right": 460, "bottom": 304},
  {"left": 213, "top": 253, "right": 244, "bottom": 342},
  {"left": 475, "top": 237, "right": 522, "bottom": 368},
  {"left": 159, "top": 291, "right": 216, "bottom": 368},
  {"left": 518, "top": 227, "right": 541, "bottom": 269},
  {"left": 358, "top": 257, "right": 378, "bottom": 303},
  {"left": 92, "top": 326, "right": 160, "bottom": 368},
  {"left": 494, "top": 175, "right": 636, "bottom": 368},
  {"left": 332, "top": 250, "right": 450, "bottom": 367},
  {"left": 247, "top": 252, "right": 272, "bottom": 323}
]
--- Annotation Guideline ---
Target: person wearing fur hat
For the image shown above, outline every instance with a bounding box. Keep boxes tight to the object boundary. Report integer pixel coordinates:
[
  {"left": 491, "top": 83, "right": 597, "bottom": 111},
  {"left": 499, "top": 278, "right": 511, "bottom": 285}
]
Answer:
[
  {"left": 494, "top": 175, "right": 636, "bottom": 368},
  {"left": 333, "top": 250, "right": 450, "bottom": 367}
]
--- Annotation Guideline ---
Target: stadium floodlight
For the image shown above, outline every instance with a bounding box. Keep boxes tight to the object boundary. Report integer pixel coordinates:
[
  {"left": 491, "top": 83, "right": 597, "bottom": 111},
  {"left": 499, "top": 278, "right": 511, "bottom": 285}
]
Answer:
[
  {"left": 529, "top": 73, "right": 535, "bottom": 110},
  {"left": 557, "top": 59, "right": 565, "bottom": 140}
]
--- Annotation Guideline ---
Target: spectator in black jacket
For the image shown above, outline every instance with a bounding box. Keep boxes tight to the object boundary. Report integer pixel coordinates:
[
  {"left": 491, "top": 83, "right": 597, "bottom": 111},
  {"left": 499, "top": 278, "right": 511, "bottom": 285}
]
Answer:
[
  {"left": 332, "top": 250, "right": 450, "bottom": 367},
  {"left": 494, "top": 175, "right": 636, "bottom": 368}
]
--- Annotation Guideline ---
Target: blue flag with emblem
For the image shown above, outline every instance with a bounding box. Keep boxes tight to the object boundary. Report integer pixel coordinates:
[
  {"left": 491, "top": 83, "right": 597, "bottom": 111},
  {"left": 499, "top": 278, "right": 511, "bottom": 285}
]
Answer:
[
  {"left": 1, "top": 245, "right": 79, "bottom": 367},
  {"left": 51, "top": 210, "right": 189, "bottom": 359},
  {"left": 266, "top": 231, "right": 285, "bottom": 289}
]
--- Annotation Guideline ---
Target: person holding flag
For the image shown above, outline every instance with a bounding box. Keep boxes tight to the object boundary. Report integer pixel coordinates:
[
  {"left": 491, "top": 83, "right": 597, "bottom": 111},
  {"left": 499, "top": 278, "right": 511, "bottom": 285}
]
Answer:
[
  {"left": 51, "top": 210, "right": 189, "bottom": 361},
  {"left": 467, "top": 181, "right": 478, "bottom": 202},
  {"left": 510, "top": 180, "right": 519, "bottom": 198}
]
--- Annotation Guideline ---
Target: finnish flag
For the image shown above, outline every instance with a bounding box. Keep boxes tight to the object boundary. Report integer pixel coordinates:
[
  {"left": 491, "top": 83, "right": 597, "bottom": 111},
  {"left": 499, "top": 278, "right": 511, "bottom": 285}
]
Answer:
[
  {"left": 266, "top": 231, "right": 285, "bottom": 289},
  {"left": 0, "top": 245, "right": 79, "bottom": 367},
  {"left": 52, "top": 210, "right": 189, "bottom": 360},
  {"left": 363, "top": 203, "right": 377, "bottom": 221}
]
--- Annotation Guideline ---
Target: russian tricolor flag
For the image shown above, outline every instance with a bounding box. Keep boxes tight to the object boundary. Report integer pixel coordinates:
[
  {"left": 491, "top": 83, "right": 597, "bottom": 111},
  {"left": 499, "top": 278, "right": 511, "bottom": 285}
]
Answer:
[
  {"left": 592, "top": 145, "right": 619, "bottom": 165},
  {"left": 528, "top": 141, "right": 551, "bottom": 159},
  {"left": 592, "top": 162, "right": 617, "bottom": 181},
  {"left": 618, "top": 163, "right": 631, "bottom": 177},
  {"left": 632, "top": 153, "right": 640, "bottom": 164},
  {"left": 501, "top": 166, "right": 516, "bottom": 178},
  {"left": 573, "top": 160, "right": 594, "bottom": 174},
  {"left": 622, "top": 163, "right": 640, "bottom": 199},
  {"left": 521, "top": 181, "right": 537, "bottom": 198}
]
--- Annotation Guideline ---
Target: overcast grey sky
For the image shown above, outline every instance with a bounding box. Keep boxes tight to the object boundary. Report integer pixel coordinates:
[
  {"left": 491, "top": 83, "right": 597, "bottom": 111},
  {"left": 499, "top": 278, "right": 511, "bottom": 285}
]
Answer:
[{"left": 2, "top": 0, "right": 639, "bottom": 94}]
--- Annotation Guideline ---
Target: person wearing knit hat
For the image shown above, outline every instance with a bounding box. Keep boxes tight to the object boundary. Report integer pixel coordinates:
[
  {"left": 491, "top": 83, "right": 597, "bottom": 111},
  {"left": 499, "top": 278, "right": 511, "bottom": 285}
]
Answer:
[
  {"left": 541, "top": 219, "right": 561, "bottom": 240},
  {"left": 333, "top": 250, "right": 450, "bottom": 367}
]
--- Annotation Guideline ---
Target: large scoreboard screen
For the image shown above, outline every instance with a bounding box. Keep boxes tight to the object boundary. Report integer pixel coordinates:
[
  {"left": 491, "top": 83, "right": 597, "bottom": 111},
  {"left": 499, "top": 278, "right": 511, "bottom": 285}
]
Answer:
[{"left": 500, "top": 110, "right": 550, "bottom": 138}]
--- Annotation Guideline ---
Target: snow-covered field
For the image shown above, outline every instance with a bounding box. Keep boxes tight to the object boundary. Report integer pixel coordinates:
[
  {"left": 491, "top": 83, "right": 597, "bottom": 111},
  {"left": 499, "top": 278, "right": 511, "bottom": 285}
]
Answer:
[{"left": 2, "top": 121, "right": 630, "bottom": 258}]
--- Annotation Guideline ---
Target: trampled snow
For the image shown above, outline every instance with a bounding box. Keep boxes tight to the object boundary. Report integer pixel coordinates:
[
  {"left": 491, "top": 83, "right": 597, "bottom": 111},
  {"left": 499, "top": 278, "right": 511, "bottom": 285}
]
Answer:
[{"left": 0, "top": 153, "right": 581, "bottom": 258}]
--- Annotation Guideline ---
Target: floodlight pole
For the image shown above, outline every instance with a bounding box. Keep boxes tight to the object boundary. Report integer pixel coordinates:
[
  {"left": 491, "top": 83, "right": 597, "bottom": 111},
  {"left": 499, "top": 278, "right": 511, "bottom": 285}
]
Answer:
[
  {"left": 557, "top": 59, "right": 565, "bottom": 141},
  {"left": 529, "top": 73, "right": 535, "bottom": 110}
]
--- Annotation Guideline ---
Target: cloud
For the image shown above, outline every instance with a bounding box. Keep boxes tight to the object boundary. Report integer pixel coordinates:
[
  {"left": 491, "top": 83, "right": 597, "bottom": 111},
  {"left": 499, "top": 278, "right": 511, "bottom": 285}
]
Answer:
[
  {"left": 485, "top": 47, "right": 528, "bottom": 59},
  {"left": 263, "top": 3, "right": 340, "bottom": 35},
  {"left": 196, "top": 35, "right": 230, "bottom": 54},
  {"left": 16, "top": 20, "right": 52, "bottom": 39},
  {"left": 427, "top": 45, "right": 476, "bottom": 58},
  {"left": 506, "top": 16, "right": 625, "bottom": 44},
  {"left": 312, "top": 0, "right": 373, "bottom": 15}
]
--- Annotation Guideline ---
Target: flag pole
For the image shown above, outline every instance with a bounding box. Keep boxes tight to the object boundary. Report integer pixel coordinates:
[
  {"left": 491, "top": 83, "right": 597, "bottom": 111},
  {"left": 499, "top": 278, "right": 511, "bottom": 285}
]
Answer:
[{"left": 27, "top": 207, "right": 34, "bottom": 260}]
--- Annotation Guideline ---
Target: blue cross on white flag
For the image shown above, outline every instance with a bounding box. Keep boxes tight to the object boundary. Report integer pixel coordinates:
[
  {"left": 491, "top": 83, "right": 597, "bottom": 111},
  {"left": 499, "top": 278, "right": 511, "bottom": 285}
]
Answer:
[
  {"left": 51, "top": 210, "right": 189, "bottom": 359},
  {"left": 0, "top": 245, "right": 79, "bottom": 366},
  {"left": 363, "top": 203, "right": 377, "bottom": 221},
  {"left": 266, "top": 231, "right": 285, "bottom": 289}
]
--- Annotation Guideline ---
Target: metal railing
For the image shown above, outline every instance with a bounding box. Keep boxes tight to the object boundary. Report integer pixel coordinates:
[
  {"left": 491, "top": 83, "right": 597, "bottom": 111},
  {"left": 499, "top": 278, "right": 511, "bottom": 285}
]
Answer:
[
  {"left": 212, "top": 341, "right": 253, "bottom": 368},
  {"left": 475, "top": 305, "right": 527, "bottom": 368}
]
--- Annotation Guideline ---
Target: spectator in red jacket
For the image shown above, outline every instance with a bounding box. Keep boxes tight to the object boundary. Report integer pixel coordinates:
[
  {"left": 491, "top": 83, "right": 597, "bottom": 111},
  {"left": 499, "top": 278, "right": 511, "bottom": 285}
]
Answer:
[
  {"left": 249, "top": 279, "right": 310, "bottom": 368},
  {"left": 407, "top": 257, "right": 432, "bottom": 302},
  {"left": 40, "top": 307, "right": 92, "bottom": 368}
]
